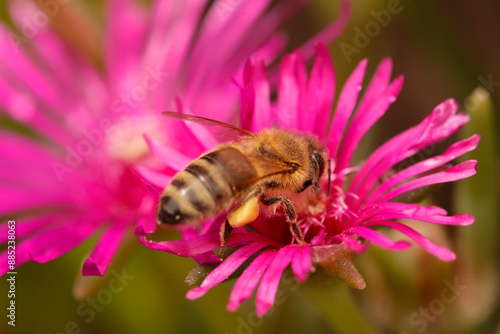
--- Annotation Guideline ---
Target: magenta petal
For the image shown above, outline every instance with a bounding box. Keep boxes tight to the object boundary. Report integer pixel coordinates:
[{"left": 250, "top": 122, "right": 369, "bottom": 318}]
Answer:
[
  {"left": 169, "top": 0, "right": 297, "bottom": 122},
  {"left": 358, "top": 203, "right": 474, "bottom": 226},
  {"left": 355, "top": 203, "right": 446, "bottom": 224},
  {"left": 146, "top": 2, "right": 205, "bottom": 105},
  {"left": 243, "top": 57, "right": 272, "bottom": 131},
  {"left": 0, "top": 214, "right": 63, "bottom": 244},
  {"left": 132, "top": 165, "right": 172, "bottom": 189},
  {"left": 255, "top": 245, "right": 297, "bottom": 316},
  {"left": 241, "top": 81, "right": 257, "bottom": 130},
  {"left": 28, "top": 222, "right": 100, "bottom": 263},
  {"left": 306, "top": 43, "right": 335, "bottom": 140},
  {"left": 377, "top": 160, "right": 478, "bottom": 203},
  {"left": 419, "top": 213, "right": 474, "bottom": 226},
  {"left": 290, "top": 245, "right": 312, "bottom": 282},
  {"left": 368, "top": 221, "right": 456, "bottom": 261},
  {"left": 31, "top": 30, "right": 109, "bottom": 122},
  {"left": 0, "top": 187, "right": 67, "bottom": 215},
  {"left": 368, "top": 135, "right": 480, "bottom": 203},
  {"left": 168, "top": 98, "right": 214, "bottom": 155},
  {"left": 29, "top": 30, "right": 81, "bottom": 99},
  {"left": 249, "top": 32, "right": 287, "bottom": 68},
  {"left": 330, "top": 234, "right": 369, "bottom": 254},
  {"left": 106, "top": 0, "right": 147, "bottom": 90},
  {"left": 0, "top": 88, "right": 74, "bottom": 144},
  {"left": 135, "top": 214, "right": 157, "bottom": 236},
  {"left": 82, "top": 222, "right": 128, "bottom": 276},
  {"left": 365, "top": 202, "right": 448, "bottom": 217},
  {"left": 0, "top": 26, "right": 62, "bottom": 116},
  {"left": 228, "top": 2, "right": 298, "bottom": 68},
  {"left": 370, "top": 211, "right": 474, "bottom": 227},
  {"left": 277, "top": 52, "right": 305, "bottom": 129},
  {"left": 214, "top": 0, "right": 298, "bottom": 69},
  {"left": 141, "top": 231, "right": 267, "bottom": 257},
  {"left": 356, "top": 58, "right": 393, "bottom": 113},
  {"left": 183, "top": 0, "right": 271, "bottom": 108},
  {"left": 227, "top": 249, "right": 276, "bottom": 312},
  {"left": 144, "top": 135, "right": 191, "bottom": 172},
  {"left": 0, "top": 132, "right": 60, "bottom": 165},
  {"left": 177, "top": 222, "right": 222, "bottom": 265},
  {"left": 327, "top": 59, "right": 367, "bottom": 158},
  {"left": 345, "top": 226, "right": 412, "bottom": 251},
  {"left": 186, "top": 242, "right": 269, "bottom": 300},
  {"left": 336, "top": 75, "right": 404, "bottom": 174},
  {"left": 140, "top": 234, "right": 220, "bottom": 257},
  {"left": 183, "top": 118, "right": 219, "bottom": 150},
  {"left": 349, "top": 99, "right": 467, "bottom": 205}
]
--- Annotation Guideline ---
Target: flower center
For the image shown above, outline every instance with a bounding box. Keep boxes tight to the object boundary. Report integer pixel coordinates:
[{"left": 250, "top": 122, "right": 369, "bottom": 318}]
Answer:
[
  {"left": 295, "top": 169, "right": 360, "bottom": 242},
  {"left": 106, "top": 115, "right": 160, "bottom": 163}
]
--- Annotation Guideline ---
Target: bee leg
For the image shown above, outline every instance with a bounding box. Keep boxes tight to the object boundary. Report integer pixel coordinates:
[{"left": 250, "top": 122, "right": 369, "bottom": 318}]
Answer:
[
  {"left": 289, "top": 221, "right": 306, "bottom": 245},
  {"left": 260, "top": 195, "right": 306, "bottom": 245},
  {"left": 219, "top": 219, "right": 233, "bottom": 259},
  {"left": 219, "top": 187, "right": 263, "bottom": 258}
]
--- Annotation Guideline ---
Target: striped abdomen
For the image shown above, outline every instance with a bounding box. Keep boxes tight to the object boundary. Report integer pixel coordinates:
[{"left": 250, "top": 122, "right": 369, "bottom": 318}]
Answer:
[{"left": 157, "top": 147, "right": 258, "bottom": 225}]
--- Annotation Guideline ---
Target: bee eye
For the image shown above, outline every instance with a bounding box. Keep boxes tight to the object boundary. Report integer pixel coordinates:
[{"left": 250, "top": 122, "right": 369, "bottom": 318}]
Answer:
[{"left": 311, "top": 152, "right": 325, "bottom": 179}]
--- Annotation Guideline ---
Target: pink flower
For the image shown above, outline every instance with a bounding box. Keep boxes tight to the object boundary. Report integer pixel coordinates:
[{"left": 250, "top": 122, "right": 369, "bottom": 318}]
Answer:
[
  {"left": 0, "top": 0, "right": 349, "bottom": 277},
  {"left": 140, "top": 44, "right": 478, "bottom": 316}
]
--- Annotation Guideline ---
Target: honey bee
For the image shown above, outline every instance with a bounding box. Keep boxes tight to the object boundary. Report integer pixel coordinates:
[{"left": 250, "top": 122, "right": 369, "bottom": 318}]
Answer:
[{"left": 157, "top": 112, "right": 330, "bottom": 257}]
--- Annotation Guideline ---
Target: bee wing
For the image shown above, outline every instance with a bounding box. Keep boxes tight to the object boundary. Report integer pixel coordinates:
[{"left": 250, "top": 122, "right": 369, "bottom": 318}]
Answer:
[{"left": 161, "top": 112, "right": 256, "bottom": 141}]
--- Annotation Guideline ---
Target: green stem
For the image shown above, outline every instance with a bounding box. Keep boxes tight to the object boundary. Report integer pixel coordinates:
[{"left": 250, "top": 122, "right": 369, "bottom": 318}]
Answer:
[{"left": 302, "top": 279, "right": 376, "bottom": 334}]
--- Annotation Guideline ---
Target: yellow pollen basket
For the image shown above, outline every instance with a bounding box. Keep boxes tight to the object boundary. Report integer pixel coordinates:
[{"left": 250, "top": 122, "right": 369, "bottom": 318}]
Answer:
[{"left": 228, "top": 196, "right": 260, "bottom": 228}]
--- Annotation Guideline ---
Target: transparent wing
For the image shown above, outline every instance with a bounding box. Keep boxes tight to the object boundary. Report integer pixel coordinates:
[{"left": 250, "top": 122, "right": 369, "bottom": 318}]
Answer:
[{"left": 162, "top": 112, "right": 256, "bottom": 140}]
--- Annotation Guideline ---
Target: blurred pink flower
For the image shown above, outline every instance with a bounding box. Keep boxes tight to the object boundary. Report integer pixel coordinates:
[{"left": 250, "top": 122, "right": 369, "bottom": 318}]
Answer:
[
  {"left": 0, "top": 0, "right": 350, "bottom": 276},
  {"left": 140, "top": 43, "right": 478, "bottom": 316}
]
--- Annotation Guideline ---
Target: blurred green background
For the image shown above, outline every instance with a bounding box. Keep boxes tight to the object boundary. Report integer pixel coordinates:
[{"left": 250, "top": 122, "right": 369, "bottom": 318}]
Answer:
[{"left": 1, "top": 1, "right": 499, "bottom": 333}]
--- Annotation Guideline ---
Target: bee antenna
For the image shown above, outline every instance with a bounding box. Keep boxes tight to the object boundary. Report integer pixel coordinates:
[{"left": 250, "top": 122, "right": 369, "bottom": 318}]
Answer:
[{"left": 327, "top": 158, "right": 331, "bottom": 198}]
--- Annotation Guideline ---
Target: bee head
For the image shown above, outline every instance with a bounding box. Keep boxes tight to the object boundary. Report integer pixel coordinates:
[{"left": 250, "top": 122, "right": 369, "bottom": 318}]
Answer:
[
  {"left": 311, "top": 151, "right": 326, "bottom": 181},
  {"left": 309, "top": 147, "right": 331, "bottom": 198},
  {"left": 305, "top": 136, "right": 329, "bottom": 182}
]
